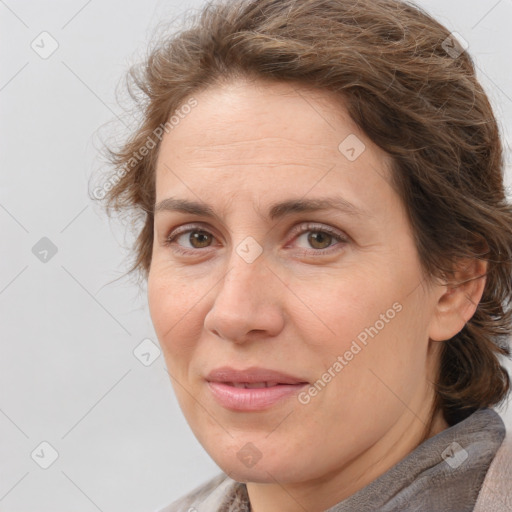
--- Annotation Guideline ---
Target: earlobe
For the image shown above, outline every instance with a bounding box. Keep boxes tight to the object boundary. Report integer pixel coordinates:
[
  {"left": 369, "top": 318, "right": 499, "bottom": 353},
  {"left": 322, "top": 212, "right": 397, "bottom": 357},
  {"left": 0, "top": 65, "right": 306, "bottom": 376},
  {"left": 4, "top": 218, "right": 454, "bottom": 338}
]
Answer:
[{"left": 428, "top": 258, "right": 487, "bottom": 342}]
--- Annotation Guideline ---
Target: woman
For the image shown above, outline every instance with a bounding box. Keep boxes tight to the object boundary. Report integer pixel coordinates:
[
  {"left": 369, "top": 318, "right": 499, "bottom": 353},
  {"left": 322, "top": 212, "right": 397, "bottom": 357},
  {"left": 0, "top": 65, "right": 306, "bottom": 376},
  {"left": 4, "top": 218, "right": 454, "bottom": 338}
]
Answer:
[{"left": 94, "top": 0, "right": 512, "bottom": 510}]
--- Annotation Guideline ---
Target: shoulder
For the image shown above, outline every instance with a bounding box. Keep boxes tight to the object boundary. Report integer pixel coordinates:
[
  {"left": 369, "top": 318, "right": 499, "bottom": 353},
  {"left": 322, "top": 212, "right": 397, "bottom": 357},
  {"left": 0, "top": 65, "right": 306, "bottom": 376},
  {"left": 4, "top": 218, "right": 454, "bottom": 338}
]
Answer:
[
  {"left": 474, "top": 426, "right": 512, "bottom": 512},
  {"left": 154, "top": 473, "right": 240, "bottom": 512}
]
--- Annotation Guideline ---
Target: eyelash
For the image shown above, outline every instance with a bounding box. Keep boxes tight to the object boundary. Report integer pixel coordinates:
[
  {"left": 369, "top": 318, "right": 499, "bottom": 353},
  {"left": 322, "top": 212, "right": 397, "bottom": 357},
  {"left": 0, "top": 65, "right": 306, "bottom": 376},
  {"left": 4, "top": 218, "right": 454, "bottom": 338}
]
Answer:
[{"left": 163, "top": 222, "right": 349, "bottom": 257}]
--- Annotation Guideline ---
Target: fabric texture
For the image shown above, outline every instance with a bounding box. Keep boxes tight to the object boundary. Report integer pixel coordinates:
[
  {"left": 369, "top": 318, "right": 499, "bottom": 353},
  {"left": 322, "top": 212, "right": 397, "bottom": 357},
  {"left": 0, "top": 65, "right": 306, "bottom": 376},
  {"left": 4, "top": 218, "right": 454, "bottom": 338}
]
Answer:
[
  {"left": 157, "top": 407, "right": 507, "bottom": 512},
  {"left": 473, "top": 423, "right": 512, "bottom": 512}
]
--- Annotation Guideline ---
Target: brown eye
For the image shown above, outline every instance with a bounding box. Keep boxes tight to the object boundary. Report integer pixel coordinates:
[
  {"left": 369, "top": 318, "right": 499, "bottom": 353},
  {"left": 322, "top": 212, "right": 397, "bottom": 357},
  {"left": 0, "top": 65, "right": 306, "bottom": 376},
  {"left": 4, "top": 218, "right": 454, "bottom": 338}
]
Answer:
[
  {"left": 307, "top": 231, "right": 333, "bottom": 249},
  {"left": 164, "top": 226, "right": 217, "bottom": 254},
  {"left": 189, "top": 231, "right": 212, "bottom": 248},
  {"left": 291, "top": 223, "right": 348, "bottom": 254}
]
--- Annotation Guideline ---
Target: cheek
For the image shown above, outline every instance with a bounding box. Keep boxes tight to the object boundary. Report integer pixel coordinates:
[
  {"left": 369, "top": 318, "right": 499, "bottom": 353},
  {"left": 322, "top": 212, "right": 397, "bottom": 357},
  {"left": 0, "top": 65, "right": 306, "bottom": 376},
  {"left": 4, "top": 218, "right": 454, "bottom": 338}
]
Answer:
[
  {"left": 147, "top": 269, "right": 204, "bottom": 362},
  {"left": 292, "top": 265, "right": 428, "bottom": 388},
  {"left": 290, "top": 267, "right": 393, "bottom": 352},
  {"left": 322, "top": 292, "right": 430, "bottom": 410}
]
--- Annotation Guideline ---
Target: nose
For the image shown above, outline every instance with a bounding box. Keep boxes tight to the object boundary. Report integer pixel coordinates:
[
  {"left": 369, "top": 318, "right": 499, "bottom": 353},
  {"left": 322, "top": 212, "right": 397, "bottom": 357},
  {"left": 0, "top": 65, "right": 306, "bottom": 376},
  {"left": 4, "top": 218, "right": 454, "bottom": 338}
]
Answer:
[{"left": 203, "top": 250, "right": 286, "bottom": 344}]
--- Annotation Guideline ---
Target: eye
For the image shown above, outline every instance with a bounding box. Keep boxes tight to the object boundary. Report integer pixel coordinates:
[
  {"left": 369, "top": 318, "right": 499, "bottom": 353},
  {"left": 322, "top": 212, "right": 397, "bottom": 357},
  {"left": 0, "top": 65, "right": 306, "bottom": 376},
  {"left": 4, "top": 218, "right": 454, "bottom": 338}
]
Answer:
[
  {"left": 289, "top": 223, "right": 348, "bottom": 253},
  {"left": 297, "top": 231, "right": 334, "bottom": 250},
  {"left": 164, "top": 224, "right": 217, "bottom": 254}
]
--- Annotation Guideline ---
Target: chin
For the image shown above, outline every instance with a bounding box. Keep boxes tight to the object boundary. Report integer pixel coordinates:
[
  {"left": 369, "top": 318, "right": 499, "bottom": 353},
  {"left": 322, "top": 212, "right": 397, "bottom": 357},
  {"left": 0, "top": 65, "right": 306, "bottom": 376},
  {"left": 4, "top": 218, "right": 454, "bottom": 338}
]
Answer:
[
  {"left": 220, "top": 465, "right": 275, "bottom": 484},
  {"left": 207, "top": 443, "right": 307, "bottom": 484}
]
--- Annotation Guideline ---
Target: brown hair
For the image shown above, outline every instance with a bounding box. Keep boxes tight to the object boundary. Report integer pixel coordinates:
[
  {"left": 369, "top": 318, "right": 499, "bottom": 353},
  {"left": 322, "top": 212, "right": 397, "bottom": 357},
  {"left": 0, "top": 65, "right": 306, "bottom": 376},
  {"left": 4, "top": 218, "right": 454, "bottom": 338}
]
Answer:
[{"left": 92, "top": 0, "right": 512, "bottom": 427}]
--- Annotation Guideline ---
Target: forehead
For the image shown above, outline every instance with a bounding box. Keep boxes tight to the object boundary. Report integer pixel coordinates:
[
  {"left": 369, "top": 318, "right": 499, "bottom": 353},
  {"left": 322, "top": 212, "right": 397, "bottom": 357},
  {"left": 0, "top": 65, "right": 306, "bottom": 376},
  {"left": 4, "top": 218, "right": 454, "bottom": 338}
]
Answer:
[
  {"left": 154, "top": 78, "right": 395, "bottom": 212},
  {"left": 158, "top": 78, "right": 365, "bottom": 161}
]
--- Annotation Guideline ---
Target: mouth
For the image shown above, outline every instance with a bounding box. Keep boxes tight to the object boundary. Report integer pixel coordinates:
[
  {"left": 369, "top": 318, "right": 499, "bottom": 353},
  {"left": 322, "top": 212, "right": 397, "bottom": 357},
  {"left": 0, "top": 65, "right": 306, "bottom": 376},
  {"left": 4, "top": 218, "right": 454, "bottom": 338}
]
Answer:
[
  {"left": 205, "top": 366, "right": 309, "bottom": 411},
  {"left": 224, "top": 381, "right": 292, "bottom": 388}
]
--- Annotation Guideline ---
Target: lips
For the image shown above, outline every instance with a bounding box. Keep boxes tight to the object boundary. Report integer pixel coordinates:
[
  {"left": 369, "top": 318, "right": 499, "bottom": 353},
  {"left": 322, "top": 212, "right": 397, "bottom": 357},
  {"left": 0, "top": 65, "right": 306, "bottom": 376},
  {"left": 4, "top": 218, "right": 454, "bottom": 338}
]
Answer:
[{"left": 205, "top": 366, "right": 309, "bottom": 411}]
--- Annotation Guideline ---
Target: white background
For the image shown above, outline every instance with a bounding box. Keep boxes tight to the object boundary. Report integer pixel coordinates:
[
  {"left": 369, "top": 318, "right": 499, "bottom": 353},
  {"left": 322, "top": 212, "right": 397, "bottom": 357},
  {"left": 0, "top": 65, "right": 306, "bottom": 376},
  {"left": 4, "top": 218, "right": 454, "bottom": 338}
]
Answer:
[{"left": 1, "top": 1, "right": 511, "bottom": 511}]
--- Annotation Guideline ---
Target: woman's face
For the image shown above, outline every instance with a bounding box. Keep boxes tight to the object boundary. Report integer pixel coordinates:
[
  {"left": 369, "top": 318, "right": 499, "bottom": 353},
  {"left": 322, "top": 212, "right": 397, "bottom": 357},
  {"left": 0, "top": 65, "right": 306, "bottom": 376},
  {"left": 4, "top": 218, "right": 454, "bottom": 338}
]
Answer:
[{"left": 148, "top": 78, "right": 448, "bottom": 487}]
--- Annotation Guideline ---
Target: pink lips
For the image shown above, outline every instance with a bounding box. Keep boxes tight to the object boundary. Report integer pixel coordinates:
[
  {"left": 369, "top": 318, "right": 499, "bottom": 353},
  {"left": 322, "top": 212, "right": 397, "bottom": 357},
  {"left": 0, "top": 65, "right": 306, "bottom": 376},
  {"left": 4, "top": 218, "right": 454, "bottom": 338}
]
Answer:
[{"left": 205, "top": 366, "right": 309, "bottom": 411}]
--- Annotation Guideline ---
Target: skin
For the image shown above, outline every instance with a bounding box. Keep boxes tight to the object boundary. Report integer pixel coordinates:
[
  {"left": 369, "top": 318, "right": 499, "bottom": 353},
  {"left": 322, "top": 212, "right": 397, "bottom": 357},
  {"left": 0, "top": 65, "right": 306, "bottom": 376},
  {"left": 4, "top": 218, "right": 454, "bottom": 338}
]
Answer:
[{"left": 147, "top": 77, "right": 487, "bottom": 512}]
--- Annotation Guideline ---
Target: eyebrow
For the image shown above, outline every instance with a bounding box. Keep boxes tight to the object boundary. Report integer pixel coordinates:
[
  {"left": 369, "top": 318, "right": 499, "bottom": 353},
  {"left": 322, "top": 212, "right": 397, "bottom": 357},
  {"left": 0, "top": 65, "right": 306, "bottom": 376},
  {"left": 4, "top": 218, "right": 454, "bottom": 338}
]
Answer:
[{"left": 154, "top": 196, "right": 366, "bottom": 220}]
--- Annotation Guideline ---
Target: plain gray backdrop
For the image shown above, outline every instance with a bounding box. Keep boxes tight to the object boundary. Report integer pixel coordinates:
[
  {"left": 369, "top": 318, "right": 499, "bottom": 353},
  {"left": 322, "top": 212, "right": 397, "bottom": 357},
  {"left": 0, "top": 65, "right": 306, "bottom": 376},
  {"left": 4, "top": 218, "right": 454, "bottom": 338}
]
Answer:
[{"left": 1, "top": 0, "right": 511, "bottom": 511}]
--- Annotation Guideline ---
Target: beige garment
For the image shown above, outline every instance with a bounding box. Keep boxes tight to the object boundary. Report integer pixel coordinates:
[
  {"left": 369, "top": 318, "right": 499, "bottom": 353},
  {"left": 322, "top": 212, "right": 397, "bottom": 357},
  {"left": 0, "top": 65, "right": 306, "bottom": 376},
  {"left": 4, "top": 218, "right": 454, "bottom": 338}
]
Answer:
[{"left": 473, "top": 427, "right": 512, "bottom": 512}]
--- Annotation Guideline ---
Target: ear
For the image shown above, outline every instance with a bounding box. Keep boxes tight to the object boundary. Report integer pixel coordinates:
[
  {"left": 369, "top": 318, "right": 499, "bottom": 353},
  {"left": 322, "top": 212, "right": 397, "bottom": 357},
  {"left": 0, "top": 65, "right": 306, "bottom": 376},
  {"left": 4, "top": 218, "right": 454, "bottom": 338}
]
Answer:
[{"left": 428, "top": 257, "right": 487, "bottom": 342}]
